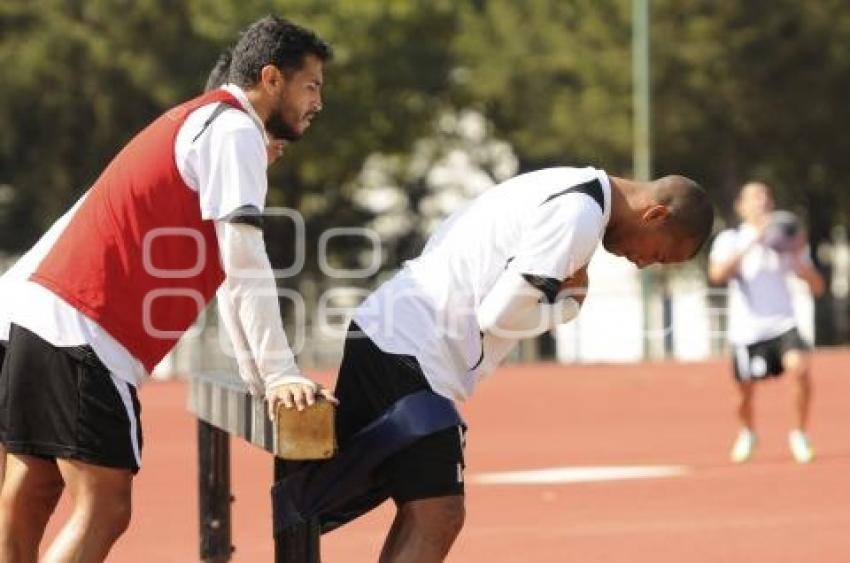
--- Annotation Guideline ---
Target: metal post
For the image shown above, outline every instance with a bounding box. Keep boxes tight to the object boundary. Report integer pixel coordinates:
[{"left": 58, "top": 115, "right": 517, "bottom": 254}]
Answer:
[
  {"left": 633, "top": 0, "right": 657, "bottom": 359},
  {"left": 274, "top": 458, "right": 321, "bottom": 563},
  {"left": 662, "top": 282, "right": 673, "bottom": 355},
  {"left": 198, "top": 420, "right": 234, "bottom": 562},
  {"left": 632, "top": 0, "right": 651, "bottom": 183}
]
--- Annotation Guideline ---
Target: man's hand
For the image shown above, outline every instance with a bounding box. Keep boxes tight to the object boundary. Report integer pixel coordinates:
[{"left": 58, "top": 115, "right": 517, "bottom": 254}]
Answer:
[
  {"left": 560, "top": 265, "right": 589, "bottom": 305},
  {"left": 266, "top": 381, "right": 339, "bottom": 420}
]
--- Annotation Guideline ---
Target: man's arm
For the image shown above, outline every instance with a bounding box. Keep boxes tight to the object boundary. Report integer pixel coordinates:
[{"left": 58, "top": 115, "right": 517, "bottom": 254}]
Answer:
[
  {"left": 474, "top": 188, "right": 599, "bottom": 369},
  {"left": 792, "top": 259, "right": 826, "bottom": 297},
  {"left": 215, "top": 220, "right": 337, "bottom": 418},
  {"left": 475, "top": 267, "right": 585, "bottom": 373},
  {"left": 708, "top": 252, "right": 747, "bottom": 284},
  {"left": 183, "top": 109, "right": 337, "bottom": 417},
  {"left": 216, "top": 282, "right": 264, "bottom": 396},
  {"left": 477, "top": 271, "right": 581, "bottom": 338},
  {"left": 708, "top": 230, "right": 763, "bottom": 284},
  {"left": 787, "top": 240, "right": 826, "bottom": 297}
]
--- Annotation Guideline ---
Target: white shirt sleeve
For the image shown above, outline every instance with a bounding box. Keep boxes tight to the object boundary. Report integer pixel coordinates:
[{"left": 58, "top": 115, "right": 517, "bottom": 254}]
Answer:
[
  {"left": 176, "top": 106, "right": 269, "bottom": 221},
  {"left": 201, "top": 120, "right": 268, "bottom": 220},
  {"left": 477, "top": 271, "right": 581, "bottom": 337},
  {"left": 475, "top": 271, "right": 580, "bottom": 373},
  {"left": 215, "top": 283, "right": 264, "bottom": 395},
  {"left": 214, "top": 221, "right": 312, "bottom": 395},
  {"left": 708, "top": 230, "right": 738, "bottom": 264},
  {"left": 508, "top": 196, "right": 603, "bottom": 282},
  {"left": 473, "top": 196, "right": 596, "bottom": 373},
  {"left": 477, "top": 300, "right": 576, "bottom": 373}
]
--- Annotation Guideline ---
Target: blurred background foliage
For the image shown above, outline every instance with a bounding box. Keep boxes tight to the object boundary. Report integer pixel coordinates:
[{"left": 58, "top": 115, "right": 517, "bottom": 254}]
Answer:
[{"left": 1, "top": 0, "right": 849, "bottom": 303}]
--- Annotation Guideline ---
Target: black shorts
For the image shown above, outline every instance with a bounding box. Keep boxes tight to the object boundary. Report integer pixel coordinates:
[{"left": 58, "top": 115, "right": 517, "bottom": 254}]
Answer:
[
  {"left": 732, "top": 328, "right": 809, "bottom": 383},
  {"left": 334, "top": 322, "right": 465, "bottom": 503},
  {"left": 0, "top": 324, "right": 143, "bottom": 473}
]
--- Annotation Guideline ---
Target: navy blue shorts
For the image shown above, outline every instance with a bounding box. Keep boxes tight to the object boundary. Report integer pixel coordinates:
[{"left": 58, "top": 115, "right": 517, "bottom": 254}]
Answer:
[{"left": 334, "top": 323, "right": 465, "bottom": 503}]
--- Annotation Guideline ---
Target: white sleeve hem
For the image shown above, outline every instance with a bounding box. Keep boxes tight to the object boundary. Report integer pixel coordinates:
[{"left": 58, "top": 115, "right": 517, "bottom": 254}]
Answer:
[{"left": 264, "top": 374, "right": 315, "bottom": 392}]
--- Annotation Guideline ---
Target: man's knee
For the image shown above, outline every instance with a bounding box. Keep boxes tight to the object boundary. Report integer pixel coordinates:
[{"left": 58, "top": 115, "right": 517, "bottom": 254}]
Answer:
[
  {"left": 0, "top": 458, "right": 64, "bottom": 517},
  {"left": 22, "top": 481, "right": 64, "bottom": 514},
  {"left": 783, "top": 350, "right": 810, "bottom": 378},
  {"left": 399, "top": 496, "right": 466, "bottom": 539},
  {"left": 102, "top": 495, "right": 132, "bottom": 538},
  {"left": 75, "top": 483, "right": 133, "bottom": 539},
  {"left": 60, "top": 460, "right": 134, "bottom": 540}
]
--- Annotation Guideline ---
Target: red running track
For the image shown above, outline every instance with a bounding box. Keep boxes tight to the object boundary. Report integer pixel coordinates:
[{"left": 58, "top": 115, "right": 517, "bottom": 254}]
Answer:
[{"left": 40, "top": 348, "right": 850, "bottom": 561}]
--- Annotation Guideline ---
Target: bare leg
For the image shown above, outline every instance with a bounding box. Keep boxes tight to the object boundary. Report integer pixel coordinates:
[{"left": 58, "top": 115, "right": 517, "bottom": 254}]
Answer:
[
  {"left": 380, "top": 496, "right": 465, "bottom": 563},
  {"left": 0, "top": 445, "right": 6, "bottom": 487},
  {"left": 783, "top": 349, "right": 812, "bottom": 431},
  {"left": 0, "top": 454, "right": 65, "bottom": 563},
  {"left": 735, "top": 381, "right": 756, "bottom": 430},
  {"left": 41, "top": 459, "right": 133, "bottom": 563}
]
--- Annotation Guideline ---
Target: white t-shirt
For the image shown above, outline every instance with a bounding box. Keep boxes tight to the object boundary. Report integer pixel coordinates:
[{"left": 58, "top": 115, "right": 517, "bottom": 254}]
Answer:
[
  {"left": 354, "top": 167, "right": 612, "bottom": 401},
  {"left": 709, "top": 224, "right": 807, "bottom": 346},
  {"left": 0, "top": 84, "right": 268, "bottom": 386}
]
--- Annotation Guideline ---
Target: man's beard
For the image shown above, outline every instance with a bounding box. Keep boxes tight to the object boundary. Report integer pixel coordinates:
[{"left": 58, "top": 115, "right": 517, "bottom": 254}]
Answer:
[{"left": 265, "top": 109, "right": 302, "bottom": 142}]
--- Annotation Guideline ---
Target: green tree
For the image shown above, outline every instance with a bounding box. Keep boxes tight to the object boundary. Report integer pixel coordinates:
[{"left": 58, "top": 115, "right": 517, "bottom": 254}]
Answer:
[
  {"left": 651, "top": 0, "right": 850, "bottom": 227},
  {"left": 0, "top": 0, "right": 218, "bottom": 252},
  {"left": 0, "top": 0, "right": 462, "bottom": 283},
  {"left": 454, "top": 0, "right": 633, "bottom": 172}
]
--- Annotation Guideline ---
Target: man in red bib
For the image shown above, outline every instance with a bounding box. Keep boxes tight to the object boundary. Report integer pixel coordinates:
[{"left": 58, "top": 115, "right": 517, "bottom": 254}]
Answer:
[{"left": 0, "top": 16, "right": 334, "bottom": 561}]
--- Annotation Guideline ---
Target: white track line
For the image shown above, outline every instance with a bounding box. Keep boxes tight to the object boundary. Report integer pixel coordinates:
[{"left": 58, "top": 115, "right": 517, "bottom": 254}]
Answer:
[{"left": 470, "top": 465, "right": 689, "bottom": 485}]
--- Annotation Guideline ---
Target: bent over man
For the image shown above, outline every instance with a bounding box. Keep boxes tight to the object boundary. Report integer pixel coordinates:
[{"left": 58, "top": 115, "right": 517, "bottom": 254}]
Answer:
[{"left": 335, "top": 167, "right": 714, "bottom": 562}]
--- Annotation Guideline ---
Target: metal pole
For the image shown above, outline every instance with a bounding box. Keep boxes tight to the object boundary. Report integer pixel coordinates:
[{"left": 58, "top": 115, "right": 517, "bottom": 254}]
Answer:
[
  {"left": 274, "top": 458, "right": 321, "bottom": 563},
  {"left": 633, "top": 0, "right": 651, "bottom": 182},
  {"left": 198, "top": 420, "right": 234, "bottom": 562},
  {"left": 633, "top": 0, "right": 658, "bottom": 359}
]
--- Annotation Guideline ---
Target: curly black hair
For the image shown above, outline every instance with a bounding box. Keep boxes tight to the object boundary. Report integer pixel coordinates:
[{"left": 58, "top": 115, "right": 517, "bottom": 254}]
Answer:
[{"left": 229, "top": 15, "right": 332, "bottom": 88}]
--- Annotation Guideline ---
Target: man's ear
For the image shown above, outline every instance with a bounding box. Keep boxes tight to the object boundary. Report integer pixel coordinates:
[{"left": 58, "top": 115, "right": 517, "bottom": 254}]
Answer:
[
  {"left": 259, "top": 64, "right": 282, "bottom": 92},
  {"left": 641, "top": 204, "right": 670, "bottom": 225}
]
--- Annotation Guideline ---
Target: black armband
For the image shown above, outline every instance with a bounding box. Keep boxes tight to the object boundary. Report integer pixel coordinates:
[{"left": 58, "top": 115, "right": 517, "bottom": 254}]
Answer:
[
  {"left": 521, "top": 273, "right": 561, "bottom": 304},
  {"left": 221, "top": 205, "right": 263, "bottom": 229}
]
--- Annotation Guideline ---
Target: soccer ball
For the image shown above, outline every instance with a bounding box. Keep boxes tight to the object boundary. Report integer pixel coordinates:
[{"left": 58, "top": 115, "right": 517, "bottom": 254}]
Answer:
[{"left": 763, "top": 210, "right": 801, "bottom": 252}]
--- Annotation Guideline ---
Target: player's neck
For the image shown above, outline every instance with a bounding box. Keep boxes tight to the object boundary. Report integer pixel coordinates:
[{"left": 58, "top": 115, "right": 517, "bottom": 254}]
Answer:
[
  {"left": 743, "top": 215, "right": 769, "bottom": 229},
  {"left": 243, "top": 88, "right": 273, "bottom": 123},
  {"left": 608, "top": 176, "right": 651, "bottom": 232}
]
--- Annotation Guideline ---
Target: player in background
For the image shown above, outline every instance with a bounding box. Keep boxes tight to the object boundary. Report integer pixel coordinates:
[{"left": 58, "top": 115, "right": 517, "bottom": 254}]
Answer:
[{"left": 709, "top": 181, "right": 825, "bottom": 464}]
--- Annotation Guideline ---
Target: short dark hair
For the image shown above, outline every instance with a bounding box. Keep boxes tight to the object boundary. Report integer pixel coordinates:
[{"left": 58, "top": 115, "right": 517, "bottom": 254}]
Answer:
[
  {"left": 204, "top": 48, "right": 232, "bottom": 92},
  {"left": 654, "top": 175, "right": 715, "bottom": 256},
  {"left": 229, "top": 16, "right": 332, "bottom": 88}
]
